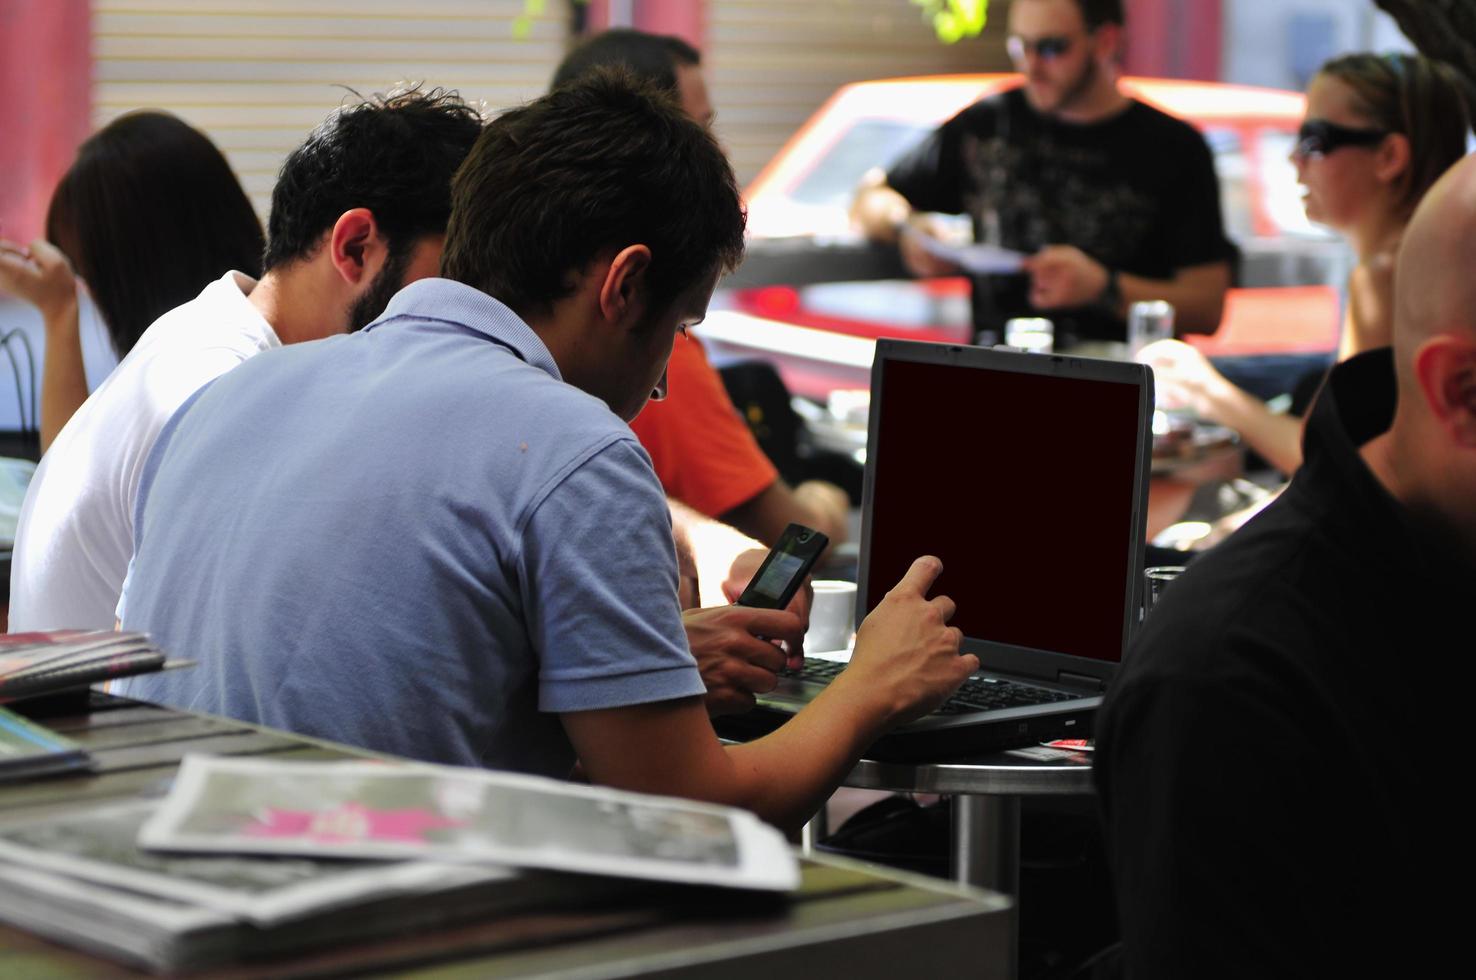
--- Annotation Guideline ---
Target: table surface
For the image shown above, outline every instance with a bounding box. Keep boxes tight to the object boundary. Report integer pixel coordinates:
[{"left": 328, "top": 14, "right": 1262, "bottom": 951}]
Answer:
[
  {"left": 843, "top": 746, "right": 1094, "bottom": 796},
  {"left": 0, "top": 692, "right": 1013, "bottom": 979}
]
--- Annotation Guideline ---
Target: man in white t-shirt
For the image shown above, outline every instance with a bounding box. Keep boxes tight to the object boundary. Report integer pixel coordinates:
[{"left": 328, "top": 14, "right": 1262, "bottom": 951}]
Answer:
[{"left": 8, "top": 88, "right": 483, "bottom": 631}]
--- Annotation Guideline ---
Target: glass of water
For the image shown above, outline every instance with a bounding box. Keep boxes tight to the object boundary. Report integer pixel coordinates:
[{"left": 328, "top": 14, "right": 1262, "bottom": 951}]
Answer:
[{"left": 1143, "top": 565, "right": 1187, "bottom": 619}]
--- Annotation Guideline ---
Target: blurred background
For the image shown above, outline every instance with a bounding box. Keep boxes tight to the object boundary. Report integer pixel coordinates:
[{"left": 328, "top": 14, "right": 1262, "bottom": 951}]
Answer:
[{"left": 0, "top": 0, "right": 1428, "bottom": 439}]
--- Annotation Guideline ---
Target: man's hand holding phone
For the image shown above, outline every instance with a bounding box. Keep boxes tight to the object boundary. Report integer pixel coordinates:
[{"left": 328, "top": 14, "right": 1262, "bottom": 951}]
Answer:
[
  {"left": 684, "top": 524, "right": 829, "bottom": 716},
  {"left": 722, "top": 548, "right": 813, "bottom": 669},
  {"left": 682, "top": 604, "right": 805, "bottom": 717}
]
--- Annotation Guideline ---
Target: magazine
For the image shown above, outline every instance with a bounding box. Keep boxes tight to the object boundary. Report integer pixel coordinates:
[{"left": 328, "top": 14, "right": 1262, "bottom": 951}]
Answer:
[
  {"left": 141, "top": 755, "right": 800, "bottom": 891},
  {"left": 0, "top": 630, "right": 182, "bottom": 702},
  {"left": 0, "top": 798, "right": 646, "bottom": 974},
  {"left": 0, "top": 706, "right": 92, "bottom": 780},
  {"left": 0, "top": 799, "right": 510, "bottom": 924}
]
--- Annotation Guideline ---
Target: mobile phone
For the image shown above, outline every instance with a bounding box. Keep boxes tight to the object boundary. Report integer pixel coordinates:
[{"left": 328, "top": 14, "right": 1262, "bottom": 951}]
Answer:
[{"left": 735, "top": 523, "right": 829, "bottom": 609}]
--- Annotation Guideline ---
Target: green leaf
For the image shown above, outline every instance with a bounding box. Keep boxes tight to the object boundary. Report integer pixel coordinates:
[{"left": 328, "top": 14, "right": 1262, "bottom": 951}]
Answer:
[{"left": 910, "top": 0, "right": 990, "bottom": 44}]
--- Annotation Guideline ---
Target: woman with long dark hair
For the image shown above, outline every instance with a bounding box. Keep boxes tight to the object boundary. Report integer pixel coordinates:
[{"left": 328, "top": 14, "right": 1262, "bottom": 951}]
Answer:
[{"left": 0, "top": 111, "right": 263, "bottom": 449}]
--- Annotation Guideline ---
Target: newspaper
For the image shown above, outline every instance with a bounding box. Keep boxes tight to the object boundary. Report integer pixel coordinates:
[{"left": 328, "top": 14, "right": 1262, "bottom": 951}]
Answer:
[
  {"left": 902, "top": 226, "right": 1028, "bottom": 275},
  {"left": 0, "top": 799, "right": 510, "bottom": 924},
  {"left": 141, "top": 755, "right": 800, "bottom": 892}
]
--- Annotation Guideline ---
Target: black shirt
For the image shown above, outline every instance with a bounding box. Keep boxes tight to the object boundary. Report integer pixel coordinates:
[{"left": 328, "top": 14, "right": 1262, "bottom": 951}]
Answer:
[
  {"left": 1095, "top": 348, "right": 1472, "bottom": 977},
  {"left": 886, "top": 87, "right": 1234, "bottom": 343}
]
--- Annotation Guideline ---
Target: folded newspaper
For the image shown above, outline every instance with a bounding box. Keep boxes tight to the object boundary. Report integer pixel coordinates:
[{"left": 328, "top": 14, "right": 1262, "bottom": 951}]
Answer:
[
  {"left": 140, "top": 755, "right": 800, "bottom": 892},
  {"left": 0, "top": 630, "right": 181, "bottom": 702},
  {"left": 0, "top": 798, "right": 639, "bottom": 973}
]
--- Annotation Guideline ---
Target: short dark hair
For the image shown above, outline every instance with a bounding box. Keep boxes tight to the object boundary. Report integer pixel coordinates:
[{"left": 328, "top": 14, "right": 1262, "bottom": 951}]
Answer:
[
  {"left": 262, "top": 85, "right": 482, "bottom": 272},
  {"left": 45, "top": 111, "right": 264, "bottom": 358},
  {"left": 1074, "top": 0, "right": 1125, "bottom": 30},
  {"left": 551, "top": 28, "right": 701, "bottom": 94},
  {"left": 443, "top": 70, "right": 745, "bottom": 321}
]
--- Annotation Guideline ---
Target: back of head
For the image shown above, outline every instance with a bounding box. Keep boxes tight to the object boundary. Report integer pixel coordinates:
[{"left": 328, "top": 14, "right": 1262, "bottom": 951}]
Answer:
[
  {"left": 1319, "top": 52, "right": 1472, "bottom": 218},
  {"left": 551, "top": 28, "right": 699, "bottom": 93},
  {"left": 45, "top": 111, "right": 265, "bottom": 358},
  {"left": 262, "top": 85, "right": 483, "bottom": 272},
  {"left": 442, "top": 69, "right": 745, "bottom": 322},
  {"left": 1395, "top": 153, "right": 1476, "bottom": 368}
]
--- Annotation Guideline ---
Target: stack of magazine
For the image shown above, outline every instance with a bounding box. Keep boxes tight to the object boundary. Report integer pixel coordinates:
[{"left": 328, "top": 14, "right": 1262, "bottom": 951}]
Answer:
[
  {"left": 0, "top": 630, "right": 184, "bottom": 783},
  {"left": 0, "top": 630, "right": 180, "bottom": 702},
  {"left": 0, "top": 755, "right": 799, "bottom": 972}
]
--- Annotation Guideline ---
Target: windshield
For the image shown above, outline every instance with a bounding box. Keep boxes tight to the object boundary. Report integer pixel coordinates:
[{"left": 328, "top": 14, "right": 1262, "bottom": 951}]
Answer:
[{"left": 787, "top": 119, "right": 932, "bottom": 207}]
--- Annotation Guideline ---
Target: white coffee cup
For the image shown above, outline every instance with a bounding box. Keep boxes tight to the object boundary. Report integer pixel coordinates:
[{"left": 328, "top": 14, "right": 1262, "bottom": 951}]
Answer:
[{"left": 807, "top": 580, "right": 857, "bottom": 653}]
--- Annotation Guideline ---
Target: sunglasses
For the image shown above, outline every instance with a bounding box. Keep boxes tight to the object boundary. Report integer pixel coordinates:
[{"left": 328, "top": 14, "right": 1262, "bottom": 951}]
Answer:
[
  {"left": 1294, "top": 119, "right": 1390, "bottom": 159},
  {"left": 1006, "top": 34, "right": 1078, "bottom": 63}
]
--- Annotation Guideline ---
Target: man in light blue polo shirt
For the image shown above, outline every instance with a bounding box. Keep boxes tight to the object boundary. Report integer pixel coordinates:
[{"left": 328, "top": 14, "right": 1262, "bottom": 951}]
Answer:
[{"left": 118, "top": 72, "right": 977, "bottom": 831}]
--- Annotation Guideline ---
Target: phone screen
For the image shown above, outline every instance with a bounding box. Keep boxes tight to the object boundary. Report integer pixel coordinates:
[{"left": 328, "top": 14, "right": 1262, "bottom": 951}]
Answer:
[{"left": 736, "top": 524, "right": 829, "bottom": 609}]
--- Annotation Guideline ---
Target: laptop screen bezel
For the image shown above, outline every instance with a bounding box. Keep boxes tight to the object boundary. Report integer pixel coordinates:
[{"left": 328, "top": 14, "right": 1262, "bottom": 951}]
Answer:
[{"left": 854, "top": 339, "right": 1153, "bottom": 686}]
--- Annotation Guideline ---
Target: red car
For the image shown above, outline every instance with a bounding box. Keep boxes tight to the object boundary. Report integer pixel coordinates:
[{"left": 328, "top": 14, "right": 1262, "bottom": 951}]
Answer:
[{"left": 701, "top": 74, "right": 1347, "bottom": 403}]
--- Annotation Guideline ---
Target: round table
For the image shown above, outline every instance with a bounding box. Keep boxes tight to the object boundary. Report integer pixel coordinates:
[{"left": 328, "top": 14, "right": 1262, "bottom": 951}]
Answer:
[{"left": 804, "top": 746, "right": 1094, "bottom": 895}]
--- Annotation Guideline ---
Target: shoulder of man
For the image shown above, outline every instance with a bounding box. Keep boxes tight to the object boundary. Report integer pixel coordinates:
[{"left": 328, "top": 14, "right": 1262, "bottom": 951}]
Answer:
[
  {"left": 1123, "top": 97, "right": 1216, "bottom": 148},
  {"left": 952, "top": 85, "right": 1023, "bottom": 129}
]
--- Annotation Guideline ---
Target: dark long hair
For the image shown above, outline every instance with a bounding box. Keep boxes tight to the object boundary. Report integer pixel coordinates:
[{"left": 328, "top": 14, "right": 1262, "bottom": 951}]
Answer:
[{"left": 45, "top": 111, "right": 264, "bottom": 358}]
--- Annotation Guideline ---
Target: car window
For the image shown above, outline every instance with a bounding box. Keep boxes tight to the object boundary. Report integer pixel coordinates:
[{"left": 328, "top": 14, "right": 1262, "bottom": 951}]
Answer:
[{"left": 788, "top": 119, "right": 932, "bottom": 207}]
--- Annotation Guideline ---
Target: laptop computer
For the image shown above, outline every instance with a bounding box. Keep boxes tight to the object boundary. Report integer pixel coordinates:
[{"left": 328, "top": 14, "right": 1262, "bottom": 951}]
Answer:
[{"left": 719, "top": 339, "right": 1152, "bottom": 761}]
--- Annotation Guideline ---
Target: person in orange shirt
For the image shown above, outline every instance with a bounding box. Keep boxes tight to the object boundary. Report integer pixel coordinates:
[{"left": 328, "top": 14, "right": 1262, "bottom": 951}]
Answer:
[{"left": 553, "top": 30, "right": 850, "bottom": 571}]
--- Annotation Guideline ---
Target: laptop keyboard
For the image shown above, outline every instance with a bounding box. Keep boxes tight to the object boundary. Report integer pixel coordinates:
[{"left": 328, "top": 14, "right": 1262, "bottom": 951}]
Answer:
[{"left": 780, "top": 660, "right": 1081, "bottom": 714}]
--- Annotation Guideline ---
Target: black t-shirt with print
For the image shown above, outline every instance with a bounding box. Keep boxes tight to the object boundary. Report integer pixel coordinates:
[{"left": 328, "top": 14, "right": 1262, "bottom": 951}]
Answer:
[{"left": 886, "top": 86, "right": 1235, "bottom": 343}]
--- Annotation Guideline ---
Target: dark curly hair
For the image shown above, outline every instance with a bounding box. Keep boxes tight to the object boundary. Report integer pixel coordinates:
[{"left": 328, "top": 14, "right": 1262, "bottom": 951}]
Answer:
[
  {"left": 45, "top": 111, "right": 264, "bottom": 358},
  {"left": 262, "top": 85, "right": 483, "bottom": 273},
  {"left": 442, "top": 69, "right": 745, "bottom": 321}
]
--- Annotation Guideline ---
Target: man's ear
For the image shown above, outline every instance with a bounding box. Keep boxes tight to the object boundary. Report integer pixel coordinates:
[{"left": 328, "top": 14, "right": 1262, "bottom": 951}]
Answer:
[
  {"left": 1375, "top": 133, "right": 1412, "bottom": 188},
  {"left": 328, "top": 208, "right": 383, "bottom": 286},
  {"left": 597, "top": 244, "right": 653, "bottom": 327},
  {"left": 1091, "top": 22, "right": 1122, "bottom": 65},
  {"left": 1414, "top": 335, "right": 1476, "bottom": 448}
]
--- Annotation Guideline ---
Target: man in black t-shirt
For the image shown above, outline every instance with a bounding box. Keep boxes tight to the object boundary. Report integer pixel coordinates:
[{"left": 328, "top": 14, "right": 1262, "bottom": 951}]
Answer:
[
  {"left": 1094, "top": 154, "right": 1476, "bottom": 976},
  {"left": 852, "top": 0, "right": 1234, "bottom": 344}
]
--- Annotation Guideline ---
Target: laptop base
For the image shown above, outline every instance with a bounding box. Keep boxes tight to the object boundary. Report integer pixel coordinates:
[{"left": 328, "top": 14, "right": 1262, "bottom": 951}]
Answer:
[{"left": 715, "top": 702, "right": 1097, "bottom": 763}]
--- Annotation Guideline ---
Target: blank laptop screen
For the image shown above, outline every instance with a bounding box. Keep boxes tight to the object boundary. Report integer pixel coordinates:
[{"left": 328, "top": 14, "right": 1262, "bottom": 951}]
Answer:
[{"left": 862, "top": 355, "right": 1142, "bottom": 664}]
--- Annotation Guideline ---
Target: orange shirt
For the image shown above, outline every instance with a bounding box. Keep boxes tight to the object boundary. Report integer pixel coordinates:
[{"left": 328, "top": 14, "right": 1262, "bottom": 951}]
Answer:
[{"left": 630, "top": 335, "right": 778, "bottom": 517}]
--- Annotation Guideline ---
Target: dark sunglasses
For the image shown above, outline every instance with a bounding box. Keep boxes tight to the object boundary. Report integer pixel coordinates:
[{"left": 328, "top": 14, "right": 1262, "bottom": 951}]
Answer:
[
  {"left": 1006, "top": 34, "right": 1078, "bottom": 62},
  {"left": 1294, "top": 119, "right": 1389, "bottom": 159}
]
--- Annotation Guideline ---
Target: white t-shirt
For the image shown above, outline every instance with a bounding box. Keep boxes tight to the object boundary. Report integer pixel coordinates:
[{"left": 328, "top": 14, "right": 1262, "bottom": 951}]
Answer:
[{"left": 9, "top": 271, "right": 279, "bottom": 630}]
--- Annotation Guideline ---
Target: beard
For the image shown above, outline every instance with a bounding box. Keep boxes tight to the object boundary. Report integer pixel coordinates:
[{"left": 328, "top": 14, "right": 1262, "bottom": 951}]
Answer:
[
  {"left": 1052, "top": 55, "right": 1100, "bottom": 116},
  {"left": 1028, "top": 54, "right": 1099, "bottom": 118},
  {"left": 345, "top": 245, "right": 412, "bottom": 332}
]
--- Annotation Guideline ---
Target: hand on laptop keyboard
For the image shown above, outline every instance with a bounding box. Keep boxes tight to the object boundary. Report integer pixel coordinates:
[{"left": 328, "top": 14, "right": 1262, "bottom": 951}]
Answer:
[{"left": 831, "top": 556, "right": 979, "bottom": 726}]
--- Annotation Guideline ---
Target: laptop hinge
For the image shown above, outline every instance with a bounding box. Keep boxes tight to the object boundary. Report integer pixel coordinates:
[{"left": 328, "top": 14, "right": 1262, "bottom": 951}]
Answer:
[{"left": 1058, "top": 670, "right": 1106, "bottom": 692}]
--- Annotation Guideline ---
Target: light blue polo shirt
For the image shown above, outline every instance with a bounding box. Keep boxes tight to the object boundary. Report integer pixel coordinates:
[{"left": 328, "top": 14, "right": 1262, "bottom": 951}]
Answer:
[{"left": 117, "top": 279, "right": 705, "bottom": 776}]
